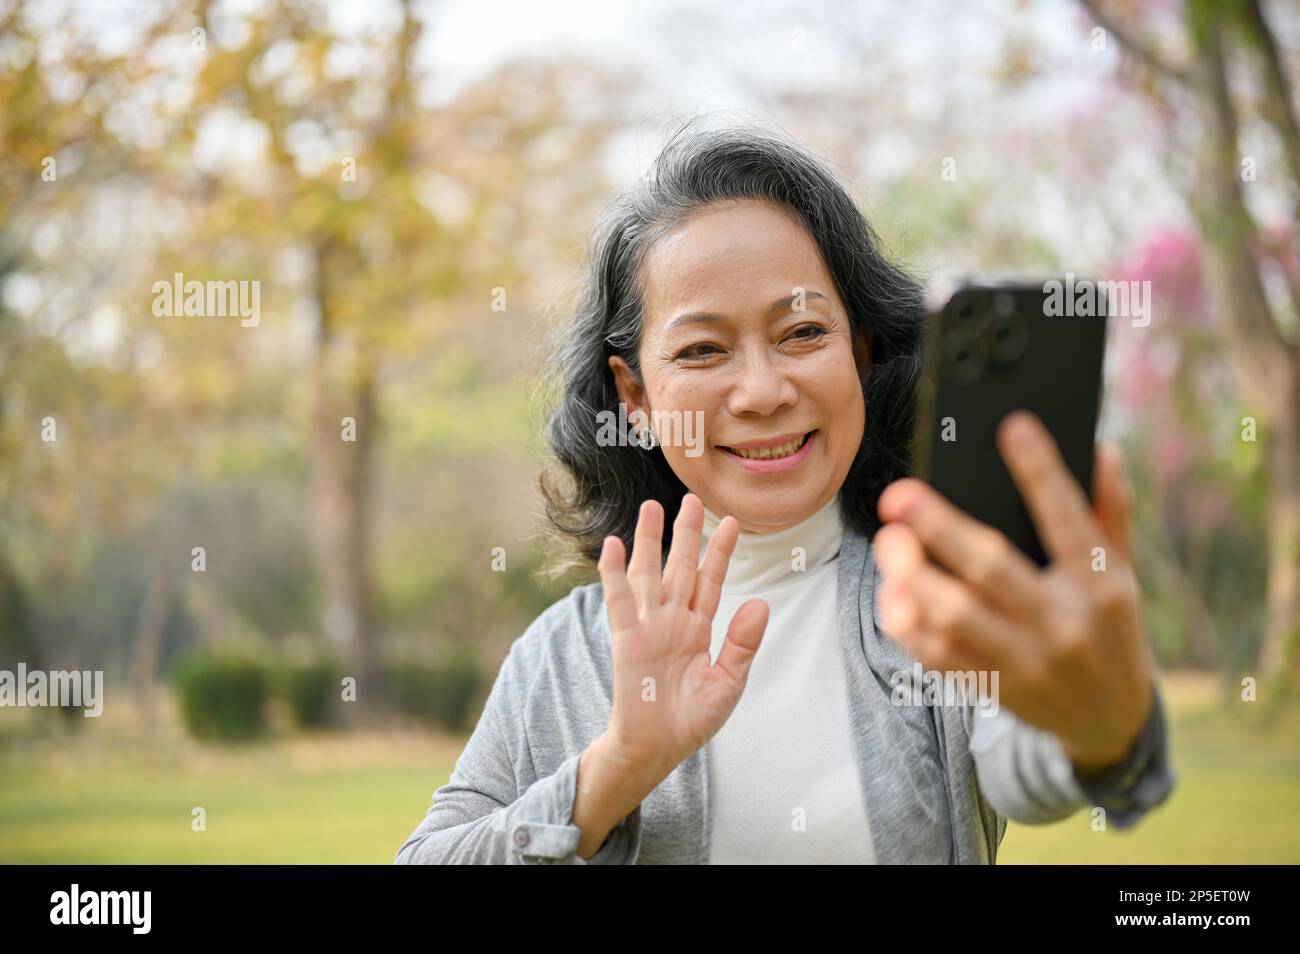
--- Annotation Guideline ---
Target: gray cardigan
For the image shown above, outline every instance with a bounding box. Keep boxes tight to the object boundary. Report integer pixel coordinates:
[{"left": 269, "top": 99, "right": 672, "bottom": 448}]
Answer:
[{"left": 395, "top": 524, "right": 1175, "bottom": 864}]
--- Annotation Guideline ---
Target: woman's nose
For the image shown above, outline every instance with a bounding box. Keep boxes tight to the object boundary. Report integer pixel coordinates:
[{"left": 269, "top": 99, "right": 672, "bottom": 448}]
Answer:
[{"left": 725, "top": 350, "right": 799, "bottom": 417}]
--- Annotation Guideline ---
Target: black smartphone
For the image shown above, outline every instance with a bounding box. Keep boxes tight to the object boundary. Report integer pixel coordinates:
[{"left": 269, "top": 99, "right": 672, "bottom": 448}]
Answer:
[{"left": 910, "top": 279, "right": 1109, "bottom": 567}]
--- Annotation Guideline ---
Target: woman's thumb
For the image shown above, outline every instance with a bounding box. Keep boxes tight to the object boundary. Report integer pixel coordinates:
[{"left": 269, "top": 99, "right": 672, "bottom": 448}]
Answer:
[
  {"left": 1093, "top": 442, "right": 1134, "bottom": 566},
  {"left": 714, "top": 599, "right": 768, "bottom": 686}
]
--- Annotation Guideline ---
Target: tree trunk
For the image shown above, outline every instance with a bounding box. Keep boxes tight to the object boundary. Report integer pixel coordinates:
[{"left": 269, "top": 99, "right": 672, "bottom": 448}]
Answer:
[
  {"left": 1259, "top": 377, "right": 1300, "bottom": 688},
  {"left": 1188, "top": 0, "right": 1300, "bottom": 693},
  {"left": 309, "top": 241, "right": 381, "bottom": 704},
  {"left": 129, "top": 571, "right": 173, "bottom": 724}
]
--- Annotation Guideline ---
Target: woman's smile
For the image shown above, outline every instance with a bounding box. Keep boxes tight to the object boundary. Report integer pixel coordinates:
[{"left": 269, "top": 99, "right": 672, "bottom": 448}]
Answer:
[{"left": 718, "top": 429, "right": 817, "bottom": 472}]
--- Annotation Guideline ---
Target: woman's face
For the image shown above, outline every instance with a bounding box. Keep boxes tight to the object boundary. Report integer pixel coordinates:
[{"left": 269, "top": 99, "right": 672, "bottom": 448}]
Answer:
[{"left": 609, "top": 199, "right": 869, "bottom": 534}]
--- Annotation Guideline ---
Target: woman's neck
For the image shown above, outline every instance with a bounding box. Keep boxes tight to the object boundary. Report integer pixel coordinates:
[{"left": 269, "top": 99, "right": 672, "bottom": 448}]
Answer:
[{"left": 699, "top": 497, "right": 845, "bottom": 595}]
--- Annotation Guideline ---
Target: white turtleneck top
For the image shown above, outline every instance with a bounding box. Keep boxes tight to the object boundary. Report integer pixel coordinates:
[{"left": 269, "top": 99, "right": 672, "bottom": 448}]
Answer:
[{"left": 698, "top": 496, "right": 876, "bottom": 864}]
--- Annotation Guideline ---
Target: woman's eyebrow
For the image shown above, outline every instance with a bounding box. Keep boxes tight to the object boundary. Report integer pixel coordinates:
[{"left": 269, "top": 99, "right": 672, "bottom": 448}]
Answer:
[{"left": 664, "top": 291, "right": 830, "bottom": 334}]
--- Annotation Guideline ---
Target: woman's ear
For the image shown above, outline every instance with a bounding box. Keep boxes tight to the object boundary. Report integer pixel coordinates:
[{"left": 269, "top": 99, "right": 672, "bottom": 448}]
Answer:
[{"left": 608, "top": 355, "right": 648, "bottom": 414}]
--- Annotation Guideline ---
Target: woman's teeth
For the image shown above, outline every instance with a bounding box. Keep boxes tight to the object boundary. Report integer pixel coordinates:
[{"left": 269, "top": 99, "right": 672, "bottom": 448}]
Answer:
[{"left": 727, "top": 433, "right": 808, "bottom": 460}]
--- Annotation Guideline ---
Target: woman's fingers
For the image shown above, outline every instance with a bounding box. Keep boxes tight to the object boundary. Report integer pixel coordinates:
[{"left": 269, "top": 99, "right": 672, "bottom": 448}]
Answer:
[
  {"left": 597, "top": 535, "right": 639, "bottom": 636},
  {"left": 691, "top": 513, "right": 738, "bottom": 620},
  {"left": 874, "top": 521, "right": 1021, "bottom": 672},
  {"left": 997, "top": 410, "right": 1104, "bottom": 567},
  {"left": 878, "top": 576, "right": 922, "bottom": 635},
  {"left": 878, "top": 476, "right": 1045, "bottom": 619},
  {"left": 662, "top": 494, "right": 703, "bottom": 606},
  {"left": 712, "top": 598, "right": 768, "bottom": 688},
  {"left": 1093, "top": 442, "right": 1134, "bottom": 566},
  {"left": 626, "top": 499, "right": 664, "bottom": 611}
]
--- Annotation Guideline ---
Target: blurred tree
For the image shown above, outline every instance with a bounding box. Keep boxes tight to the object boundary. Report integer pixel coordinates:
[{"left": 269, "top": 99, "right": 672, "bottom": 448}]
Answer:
[
  {"left": 1, "top": 0, "right": 631, "bottom": 718},
  {"left": 1110, "top": 227, "right": 1269, "bottom": 676},
  {"left": 0, "top": 2, "right": 193, "bottom": 694},
  {"left": 1077, "top": 0, "right": 1300, "bottom": 691},
  {"left": 137, "top": 0, "right": 629, "bottom": 701}
]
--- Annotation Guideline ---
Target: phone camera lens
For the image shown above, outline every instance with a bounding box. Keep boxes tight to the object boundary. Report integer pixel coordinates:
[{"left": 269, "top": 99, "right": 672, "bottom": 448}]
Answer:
[
  {"left": 942, "top": 328, "right": 987, "bottom": 384},
  {"left": 986, "top": 310, "right": 1030, "bottom": 366}
]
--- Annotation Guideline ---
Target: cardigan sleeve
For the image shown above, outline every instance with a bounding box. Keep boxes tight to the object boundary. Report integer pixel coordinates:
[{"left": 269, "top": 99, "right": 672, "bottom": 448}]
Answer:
[
  {"left": 393, "top": 641, "right": 644, "bottom": 865},
  {"left": 964, "top": 679, "right": 1175, "bottom": 828}
]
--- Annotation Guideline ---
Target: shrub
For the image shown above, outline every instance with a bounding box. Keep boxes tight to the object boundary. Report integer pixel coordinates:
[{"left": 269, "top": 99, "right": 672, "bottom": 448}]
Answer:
[
  {"left": 385, "top": 650, "right": 481, "bottom": 732},
  {"left": 174, "top": 651, "right": 269, "bottom": 743},
  {"left": 277, "top": 657, "right": 341, "bottom": 729}
]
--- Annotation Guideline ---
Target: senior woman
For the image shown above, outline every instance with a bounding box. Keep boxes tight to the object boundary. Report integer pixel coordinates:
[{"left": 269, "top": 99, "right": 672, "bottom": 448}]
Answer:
[{"left": 395, "top": 124, "right": 1175, "bottom": 865}]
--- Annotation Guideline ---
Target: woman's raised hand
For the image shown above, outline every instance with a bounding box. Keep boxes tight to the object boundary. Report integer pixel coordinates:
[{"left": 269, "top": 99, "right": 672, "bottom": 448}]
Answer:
[{"left": 596, "top": 492, "right": 769, "bottom": 782}]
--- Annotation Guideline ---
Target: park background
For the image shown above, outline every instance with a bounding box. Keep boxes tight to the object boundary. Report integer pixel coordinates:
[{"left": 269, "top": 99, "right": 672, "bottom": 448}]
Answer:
[{"left": 2, "top": 0, "right": 1298, "bottom": 862}]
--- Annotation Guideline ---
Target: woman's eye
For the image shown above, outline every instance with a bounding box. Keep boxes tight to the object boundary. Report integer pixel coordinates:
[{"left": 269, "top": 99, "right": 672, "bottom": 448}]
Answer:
[
  {"left": 788, "top": 323, "right": 828, "bottom": 342},
  {"left": 676, "top": 343, "right": 720, "bottom": 360}
]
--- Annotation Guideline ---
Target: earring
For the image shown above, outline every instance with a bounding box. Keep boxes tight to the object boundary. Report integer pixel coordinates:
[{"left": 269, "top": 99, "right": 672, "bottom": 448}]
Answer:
[{"left": 635, "top": 426, "right": 658, "bottom": 450}]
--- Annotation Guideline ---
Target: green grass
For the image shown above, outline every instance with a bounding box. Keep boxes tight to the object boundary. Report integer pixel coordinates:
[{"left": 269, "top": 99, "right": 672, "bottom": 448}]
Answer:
[
  {"left": 0, "top": 709, "right": 461, "bottom": 863},
  {"left": 1000, "top": 675, "right": 1300, "bottom": 863},
  {"left": 1, "top": 674, "right": 1296, "bottom": 863}
]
